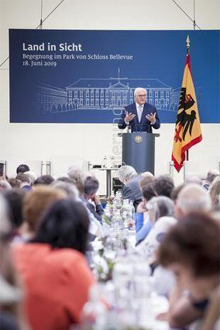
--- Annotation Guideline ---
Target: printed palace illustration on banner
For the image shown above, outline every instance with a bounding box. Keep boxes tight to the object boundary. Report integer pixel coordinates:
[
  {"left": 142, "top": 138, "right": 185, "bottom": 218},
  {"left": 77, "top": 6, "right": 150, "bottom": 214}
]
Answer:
[{"left": 37, "top": 70, "right": 177, "bottom": 114}]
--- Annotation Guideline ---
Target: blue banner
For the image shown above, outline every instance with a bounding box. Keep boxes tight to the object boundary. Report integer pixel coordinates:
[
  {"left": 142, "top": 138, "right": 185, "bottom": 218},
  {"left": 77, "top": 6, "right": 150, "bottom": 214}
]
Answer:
[{"left": 9, "top": 29, "right": 220, "bottom": 123}]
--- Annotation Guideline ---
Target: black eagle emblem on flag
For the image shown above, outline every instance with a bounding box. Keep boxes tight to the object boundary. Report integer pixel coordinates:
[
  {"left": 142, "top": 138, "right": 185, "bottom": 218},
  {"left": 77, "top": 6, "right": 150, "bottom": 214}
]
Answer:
[{"left": 175, "top": 87, "right": 197, "bottom": 141}]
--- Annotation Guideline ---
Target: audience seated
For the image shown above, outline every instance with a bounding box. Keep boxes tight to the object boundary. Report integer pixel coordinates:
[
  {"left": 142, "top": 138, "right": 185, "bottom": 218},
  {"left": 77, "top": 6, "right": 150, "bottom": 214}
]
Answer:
[
  {"left": 51, "top": 178, "right": 79, "bottom": 198},
  {"left": 82, "top": 176, "right": 104, "bottom": 223},
  {"left": 0, "top": 179, "right": 12, "bottom": 191},
  {"left": 12, "top": 199, "right": 95, "bottom": 330},
  {"left": 52, "top": 178, "right": 102, "bottom": 239},
  {"left": 185, "top": 174, "right": 203, "bottom": 185},
  {"left": 0, "top": 163, "right": 219, "bottom": 330},
  {"left": 23, "top": 171, "right": 37, "bottom": 185},
  {"left": 157, "top": 212, "right": 220, "bottom": 330},
  {"left": 21, "top": 186, "right": 67, "bottom": 241},
  {"left": 135, "top": 182, "right": 157, "bottom": 244},
  {"left": 3, "top": 189, "right": 26, "bottom": 243},
  {"left": 0, "top": 195, "right": 28, "bottom": 330},
  {"left": 209, "top": 175, "right": 220, "bottom": 207},
  {"left": 16, "top": 164, "right": 30, "bottom": 175},
  {"left": 136, "top": 196, "right": 176, "bottom": 265},
  {"left": 135, "top": 175, "right": 174, "bottom": 246},
  {"left": 203, "top": 169, "right": 220, "bottom": 191},
  {"left": 67, "top": 165, "right": 85, "bottom": 195},
  {"left": 34, "top": 175, "right": 54, "bottom": 185},
  {"left": 175, "top": 183, "right": 212, "bottom": 218},
  {"left": 7, "top": 178, "right": 21, "bottom": 189},
  {"left": 15, "top": 174, "right": 32, "bottom": 191},
  {"left": 139, "top": 171, "right": 154, "bottom": 190},
  {"left": 170, "top": 182, "right": 186, "bottom": 204},
  {"left": 118, "top": 165, "right": 142, "bottom": 209},
  {"left": 151, "top": 174, "right": 174, "bottom": 198}
]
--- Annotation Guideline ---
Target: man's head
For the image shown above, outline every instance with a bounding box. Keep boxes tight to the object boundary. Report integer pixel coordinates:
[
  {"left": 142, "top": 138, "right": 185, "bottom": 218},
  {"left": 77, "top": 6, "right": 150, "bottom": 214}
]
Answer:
[
  {"left": 118, "top": 165, "right": 137, "bottom": 184},
  {"left": 152, "top": 175, "right": 175, "bottom": 198},
  {"left": 157, "top": 212, "right": 220, "bottom": 287},
  {"left": 84, "top": 176, "right": 99, "bottom": 199},
  {"left": 175, "top": 183, "right": 212, "bottom": 219},
  {"left": 134, "top": 88, "right": 147, "bottom": 106},
  {"left": 206, "top": 169, "right": 219, "bottom": 184},
  {"left": 34, "top": 175, "right": 54, "bottom": 186},
  {"left": 185, "top": 175, "right": 202, "bottom": 185},
  {"left": 16, "top": 164, "right": 30, "bottom": 174},
  {"left": 23, "top": 170, "right": 37, "bottom": 185}
]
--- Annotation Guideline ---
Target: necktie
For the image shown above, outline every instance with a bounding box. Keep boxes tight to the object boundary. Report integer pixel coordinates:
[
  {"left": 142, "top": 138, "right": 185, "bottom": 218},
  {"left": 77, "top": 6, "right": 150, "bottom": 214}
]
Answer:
[{"left": 138, "top": 105, "right": 143, "bottom": 123}]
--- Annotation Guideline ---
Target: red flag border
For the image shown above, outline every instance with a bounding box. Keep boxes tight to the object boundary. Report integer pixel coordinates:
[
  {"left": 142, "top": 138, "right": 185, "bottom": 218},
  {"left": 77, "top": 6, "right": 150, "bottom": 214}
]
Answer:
[{"left": 172, "top": 134, "right": 202, "bottom": 172}]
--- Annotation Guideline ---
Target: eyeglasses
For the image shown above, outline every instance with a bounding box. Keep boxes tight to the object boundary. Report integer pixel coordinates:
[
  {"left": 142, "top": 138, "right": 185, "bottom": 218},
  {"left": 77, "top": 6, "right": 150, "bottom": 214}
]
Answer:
[{"left": 137, "top": 94, "right": 146, "bottom": 97}]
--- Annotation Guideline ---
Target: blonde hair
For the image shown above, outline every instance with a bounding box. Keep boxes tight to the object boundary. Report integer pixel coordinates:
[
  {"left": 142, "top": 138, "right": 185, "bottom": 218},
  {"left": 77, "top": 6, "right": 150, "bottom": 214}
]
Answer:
[
  {"left": 140, "top": 171, "right": 154, "bottom": 190},
  {"left": 23, "top": 186, "right": 67, "bottom": 232}
]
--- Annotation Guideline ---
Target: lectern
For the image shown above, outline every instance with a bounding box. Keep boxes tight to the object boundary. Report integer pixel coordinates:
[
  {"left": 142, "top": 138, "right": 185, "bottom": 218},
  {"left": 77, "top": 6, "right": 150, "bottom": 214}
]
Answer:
[{"left": 122, "top": 132, "right": 159, "bottom": 174}]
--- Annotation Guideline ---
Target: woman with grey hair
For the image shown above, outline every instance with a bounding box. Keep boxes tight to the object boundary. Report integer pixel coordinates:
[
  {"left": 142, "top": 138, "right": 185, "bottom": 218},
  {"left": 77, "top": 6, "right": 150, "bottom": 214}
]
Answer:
[
  {"left": 147, "top": 196, "right": 174, "bottom": 222},
  {"left": 209, "top": 175, "right": 220, "bottom": 207},
  {"left": 67, "top": 165, "right": 84, "bottom": 195},
  {"left": 136, "top": 196, "right": 177, "bottom": 265}
]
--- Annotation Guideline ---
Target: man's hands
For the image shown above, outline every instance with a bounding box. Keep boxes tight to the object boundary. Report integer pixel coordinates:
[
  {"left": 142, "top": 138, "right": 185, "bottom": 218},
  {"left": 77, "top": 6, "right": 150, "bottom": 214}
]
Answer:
[
  {"left": 91, "top": 194, "right": 101, "bottom": 205},
  {"left": 146, "top": 112, "right": 156, "bottom": 124},
  {"left": 136, "top": 200, "right": 147, "bottom": 213},
  {"left": 124, "top": 110, "right": 157, "bottom": 125},
  {"left": 125, "top": 111, "right": 136, "bottom": 124}
]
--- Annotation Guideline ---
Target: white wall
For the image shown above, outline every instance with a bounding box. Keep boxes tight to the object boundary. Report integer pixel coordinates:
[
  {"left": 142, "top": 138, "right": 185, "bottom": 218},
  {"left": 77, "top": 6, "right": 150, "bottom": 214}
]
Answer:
[{"left": 0, "top": 0, "right": 220, "bottom": 187}]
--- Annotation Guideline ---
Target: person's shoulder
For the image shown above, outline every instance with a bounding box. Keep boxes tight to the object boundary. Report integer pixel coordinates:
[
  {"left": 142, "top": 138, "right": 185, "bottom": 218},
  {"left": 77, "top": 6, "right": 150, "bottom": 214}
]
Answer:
[
  {"left": 125, "top": 103, "right": 135, "bottom": 111},
  {"left": 130, "top": 174, "right": 141, "bottom": 185},
  {"left": 60, "top": 250, "right": 94, "bottom": 281},
  {"left": 56, "top": 248, "right": 84, "bottom": 262},
  {"left": 144, "top": 102, "right": 156, "bottom": 111},
  {"left": 49, "top": 249, "right": 89, "bottom": 275},
  {"left": 154, "top": 216, "right": 177, "bottom": 231},
  {"left": 123, "top": 183, "right": 132, "bottom": 193}
]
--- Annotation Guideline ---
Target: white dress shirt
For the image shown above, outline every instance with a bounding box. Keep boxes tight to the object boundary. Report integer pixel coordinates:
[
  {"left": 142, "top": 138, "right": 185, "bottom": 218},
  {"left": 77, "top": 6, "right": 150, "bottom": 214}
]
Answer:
[{"left": 136, "top": 102, "right": 143, "bottom": 123}]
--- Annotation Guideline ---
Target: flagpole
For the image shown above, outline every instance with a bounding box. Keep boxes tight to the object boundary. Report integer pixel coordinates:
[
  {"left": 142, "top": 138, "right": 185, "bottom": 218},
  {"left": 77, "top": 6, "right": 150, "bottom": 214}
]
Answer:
[
  {"left": 186, "top": 35, "right": 190, "bottom": 162},
  {"left": 193, "top": 0, "right": 196, "bottom": 30},
  {"left": 172, "top": 34, "right": 202, "bottom": 173}
]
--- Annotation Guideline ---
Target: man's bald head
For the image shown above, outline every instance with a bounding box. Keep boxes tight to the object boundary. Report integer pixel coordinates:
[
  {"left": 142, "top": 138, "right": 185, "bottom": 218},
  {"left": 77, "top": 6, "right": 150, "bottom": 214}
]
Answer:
[{"left": 176, "top": 183, "right": 212, "bottom": 218}]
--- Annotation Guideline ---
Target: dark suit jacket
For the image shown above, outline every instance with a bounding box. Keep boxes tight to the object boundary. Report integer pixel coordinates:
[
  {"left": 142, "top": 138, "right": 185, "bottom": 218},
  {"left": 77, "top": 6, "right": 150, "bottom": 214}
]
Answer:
[
  {"left": 81, "top": 196, "right": 104, "bottom": 224},
  {"left": 118, "top": 102, "right": 160, "bottom": 133},
  {"left": 122, "top": 174, "right": 143, "bottom": 210}
]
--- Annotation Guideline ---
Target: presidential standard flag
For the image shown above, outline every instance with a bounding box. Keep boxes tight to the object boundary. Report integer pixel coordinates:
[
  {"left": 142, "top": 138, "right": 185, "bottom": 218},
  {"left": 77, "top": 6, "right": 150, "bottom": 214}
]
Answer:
[{"left": 172, "top": 44, "right": 202, "bottom": 172}]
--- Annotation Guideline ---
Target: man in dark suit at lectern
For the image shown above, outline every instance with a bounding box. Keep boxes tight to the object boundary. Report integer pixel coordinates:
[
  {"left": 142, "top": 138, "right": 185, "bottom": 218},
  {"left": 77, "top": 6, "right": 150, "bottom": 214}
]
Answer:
[{"left": 118, "top": 87, "right": 160, "bottom": 132}]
